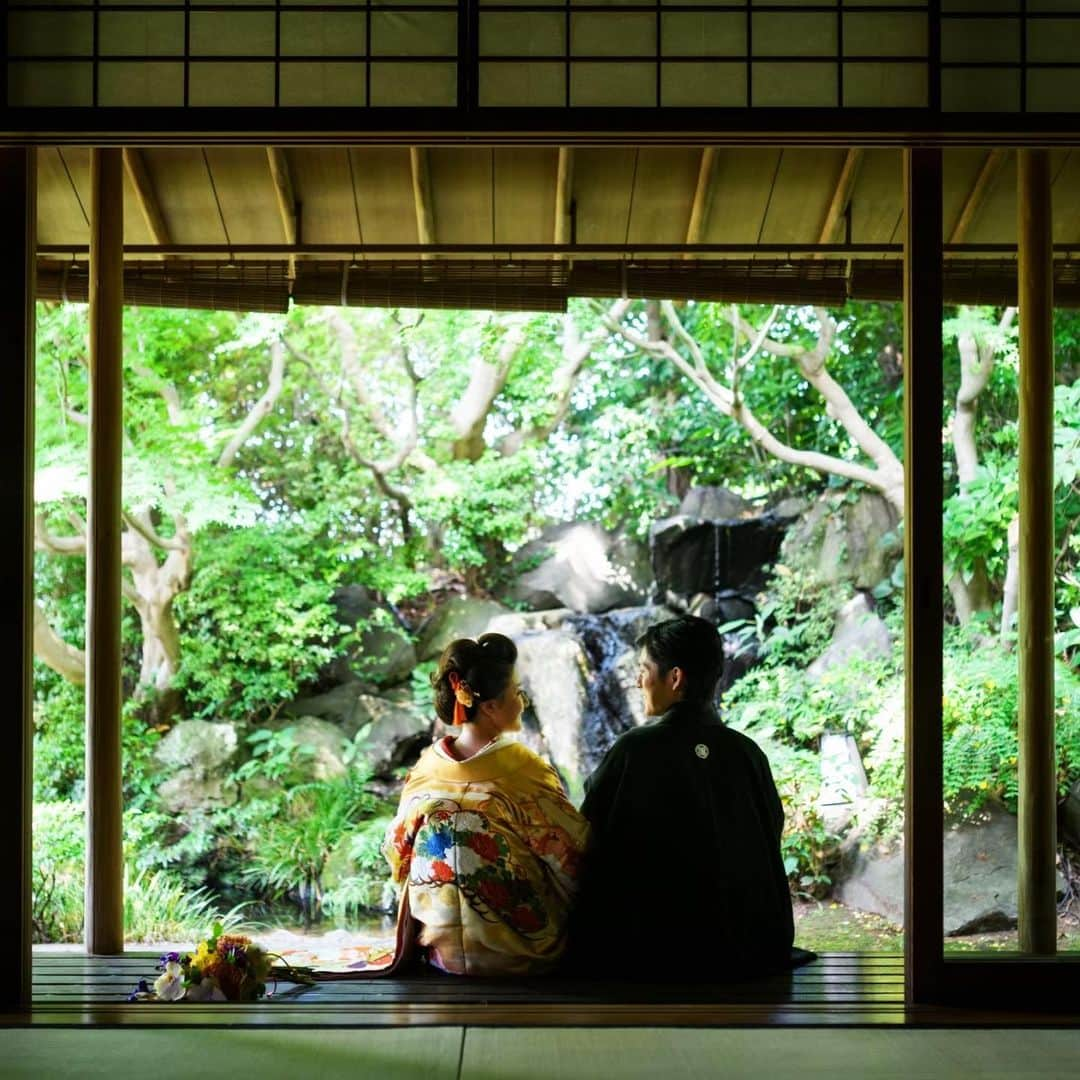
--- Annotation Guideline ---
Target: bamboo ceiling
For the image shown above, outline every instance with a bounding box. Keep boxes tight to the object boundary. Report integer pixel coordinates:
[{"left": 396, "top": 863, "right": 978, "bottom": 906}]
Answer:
[{"left": 34, "top": 146, "right": 1080, "bottom": 312}]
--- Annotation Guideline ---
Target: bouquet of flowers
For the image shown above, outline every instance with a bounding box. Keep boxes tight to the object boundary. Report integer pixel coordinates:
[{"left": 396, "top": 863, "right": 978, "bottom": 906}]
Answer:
[{"left": 129, "top": 923, "right": 314, "bottom": 1003}]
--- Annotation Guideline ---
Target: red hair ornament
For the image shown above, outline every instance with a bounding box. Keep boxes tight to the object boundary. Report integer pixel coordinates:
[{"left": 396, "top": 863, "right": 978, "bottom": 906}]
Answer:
[{"left": 448, "top": 672, "right": 474, "bottom": 726}]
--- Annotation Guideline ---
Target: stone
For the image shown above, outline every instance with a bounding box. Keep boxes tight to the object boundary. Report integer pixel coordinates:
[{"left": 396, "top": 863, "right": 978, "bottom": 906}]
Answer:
[
  {"left": 154, "top": 720, "right": 239, "bottom": 813},
  {"left": 679, "top": 485, "right": 754, "bottom": 521},
  {"left": 817, "top": 732, "right": 869, "bottom": 832},
  {"left": 806, "top": 593, "right": 893, "bottom": 681},
  {"left": 155, "top": 719, "right": 238, "bottom": 774},
  {"left": 781, "top": 491, "right": 901, "bottom": 591},
  {"left": 272, "top": 716, "right": 351, "bottom": 783},
  {"left": 327, "top": 585, "right": 417, "bottom": 687},
  {"left": 838, "top": 804, "right": 1066, "bottom": 934},
  {"left": 650, "top": 515, "right": 787, "bottom": 602},
  {"left": 286, "top": 684, "right": 431, "bottom": 774},
  {"left": 508, "top": 523, "right": 650, "bottom": 614},
  {"left": 1061, "top": 778, "right": 1080, "bottom": 850},
  {"left": 511, "top": 629, "right": 590, "bottom": 790},
  {"left": 417, "top": 597, "right": 510, "bottom": 661}
]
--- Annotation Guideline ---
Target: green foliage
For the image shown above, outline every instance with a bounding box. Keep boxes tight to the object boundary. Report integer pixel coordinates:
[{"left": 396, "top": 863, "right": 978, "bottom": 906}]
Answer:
[
  {"left": 322, "top": 814, "right": 398, "bottom": 919},
  {"left": 243, "top": 771, "right": 382, "bottom": 920},
  {"left": 174, "top": 524, "right": 343, "bottom": 723},
  {"left": 32, "top": 802, "right": 243, "bottom": 944},
  {"left": 943, "top": 463, "right": 1018, "bottom": 585}
]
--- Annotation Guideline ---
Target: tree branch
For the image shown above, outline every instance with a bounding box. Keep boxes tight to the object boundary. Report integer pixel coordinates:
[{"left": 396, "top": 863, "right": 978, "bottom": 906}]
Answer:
[
  {"left": 217, "top": 338, "right": 287, "bottom": 468},
  {"left": 33, "top": 601, "right": 85, "bottom": 684}
]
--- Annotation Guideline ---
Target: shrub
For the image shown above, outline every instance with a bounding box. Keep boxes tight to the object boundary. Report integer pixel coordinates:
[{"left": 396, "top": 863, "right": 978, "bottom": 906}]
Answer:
[{"left": 322, "top": 814, "right": 398, "bottom": 919}]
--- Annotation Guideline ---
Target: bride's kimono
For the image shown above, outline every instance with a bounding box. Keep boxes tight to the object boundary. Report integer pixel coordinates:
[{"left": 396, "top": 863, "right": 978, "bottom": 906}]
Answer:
[{"left": 383, "top": 735, "right": 588, "bottom": 976}]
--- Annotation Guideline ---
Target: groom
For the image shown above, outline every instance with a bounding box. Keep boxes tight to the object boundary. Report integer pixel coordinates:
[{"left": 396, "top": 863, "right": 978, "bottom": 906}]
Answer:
[{"left": 569, "top": 615, "right": 794, "bottom": 978}]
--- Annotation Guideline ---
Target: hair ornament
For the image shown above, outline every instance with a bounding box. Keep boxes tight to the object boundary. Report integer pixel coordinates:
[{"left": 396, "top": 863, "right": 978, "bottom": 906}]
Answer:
[{"left": 448, "top": 671, "right": 474, "bottom": 725}]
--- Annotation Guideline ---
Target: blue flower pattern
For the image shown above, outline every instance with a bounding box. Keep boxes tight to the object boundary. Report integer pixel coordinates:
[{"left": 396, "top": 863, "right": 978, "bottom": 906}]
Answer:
[{"left": 419, "top": 825, "right": 453, "bottom": 861}]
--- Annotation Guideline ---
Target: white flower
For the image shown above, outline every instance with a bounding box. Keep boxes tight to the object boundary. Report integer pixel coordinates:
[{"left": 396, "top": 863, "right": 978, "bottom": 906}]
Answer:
[
  {"left": 184, "top": 977, "right": 226, "bottom": 1003},
  {"left": 153, "top": 961, "right": 186, "bottom": 1002}
]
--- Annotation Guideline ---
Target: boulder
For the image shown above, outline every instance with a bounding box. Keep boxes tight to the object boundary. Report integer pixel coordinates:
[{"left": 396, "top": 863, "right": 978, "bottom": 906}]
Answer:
[
  {"left": 650, "top": 516, "right": 786, "bottom": 601},
  {"left": 838, "top": 804, "right": 1065, "bottom": 934},
  {"left": 781, "top": 491, "right": 901, "bottom": 591},
  {"left": 806, "top": 593, "right": 893, "bottom": 681},
  {"left": 155, "top": 719, "right": 238, "bottom": 774},
  {"left": 327, "top": 585, "right": 417, "bottom": 687},
  {"left": 511, "top": 629, "right": 590, "bottom": 789},
  {"left": 508, "top": 523, "right": 650, "bottom": 614},
  {"left": 154, "top": 720, "right": 239, "bottom": 813},
  {"left": 679, "top": 485, "right": 754, "bottom": 521},
  {"left": 417, "top": 597, "right": 510, "bottom": 661},
  {"left": 1061, "top": 778, "right": 1080, "bottom": 850},
  {"left": 286, "top": 684, "right": 431, "bottom": 774},
  {"left": 817, "top": 732, "right": 869, "bottom": 831},
  {"left": 271, "top": 716, "right": 350, "bottom": 783}
]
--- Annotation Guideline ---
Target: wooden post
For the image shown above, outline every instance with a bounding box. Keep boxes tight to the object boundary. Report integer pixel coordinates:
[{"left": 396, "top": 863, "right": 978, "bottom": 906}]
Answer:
[
  {"left": 1017, "top": 148, "right": 1057, "bottom": 956},
  {"left": 86, "top": 148, "right": 125, "bottom": 956},
  {"left": 0, "top": 148, "right": 36, "bottom": 1009},
  {"left": 903, "top": 147, "right": 944, "bottom": 1002}
]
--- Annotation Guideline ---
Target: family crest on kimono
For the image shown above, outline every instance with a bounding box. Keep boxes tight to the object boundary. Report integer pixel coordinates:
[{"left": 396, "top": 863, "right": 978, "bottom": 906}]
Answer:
[{"left": 383, "top": 633, "right": 589, "bottom": 976}]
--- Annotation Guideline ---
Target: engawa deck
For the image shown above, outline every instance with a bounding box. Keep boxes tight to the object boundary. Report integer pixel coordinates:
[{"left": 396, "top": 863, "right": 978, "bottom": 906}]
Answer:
[{"left": 9, "top": 952, "right": 1078, "bottom": 1028}]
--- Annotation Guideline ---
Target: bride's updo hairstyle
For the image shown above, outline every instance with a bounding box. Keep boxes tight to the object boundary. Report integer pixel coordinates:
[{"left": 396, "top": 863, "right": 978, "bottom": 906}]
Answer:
[{"left": 432, "top": 633, "right": 518, "bottom": 725}]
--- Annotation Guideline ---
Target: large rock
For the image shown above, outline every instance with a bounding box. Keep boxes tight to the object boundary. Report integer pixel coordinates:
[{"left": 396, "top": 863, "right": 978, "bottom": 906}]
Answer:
[
  {"left": 271, "top": 716, "right": 351, "bottom": 783},
  {"left": 513, "top": 630, "right": 591, "bottom": 789},
  {"left": 155, "top": 720, "right": 239, "bottom": 813},
  {"left": 782, "top": 491, "right": 901, "bottom": 591},
  {"left": 286, "top": 684, "right": 431, "bottom": 774},
  {"left": 650, "top": 516, "right": 787, "bottom": 602},
  {"left": 326, "top": 585, "right": 416, "bottom": 687},
  {"left": 806, "top": 593, "right": 893, "bottom": 681},
  {"left": 817, "top": 732, "right": 869, "bottom": 832},
  {"left": 1062, "top": 778, "right": 1080, "bottom": 850},
  {"left": 838, "top": 804, "right": 1065, "bottom": 934},
  {"left": 417, "top": 597, "right": 510, "bottom": 661},
  {"left": 508, "top": 523, "right": 650, "bottom": 614},
  {"left": 679, "top": 486, "right": 754, "bottom": 521}
]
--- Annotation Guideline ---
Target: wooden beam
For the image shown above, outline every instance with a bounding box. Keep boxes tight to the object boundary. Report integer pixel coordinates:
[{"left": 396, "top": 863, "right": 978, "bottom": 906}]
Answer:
[
  {"left": 0, "top": 148, "right": 36, "bottom": 1010},
  {"left": 121, "top": 148, "right": 169, "bottom": 247},
  {"left": 409, "top": 146, "right": 435, "bottom": 260},
  {"left": 683, "top": 148, "right": 717, "bottom": 259},
  {"left": 86, "top": 148, "right": 125, "bottom": 957},
  {"left": 948, "top": 149, "right": 1007, "bottom": 245},
  {"left": 266, "top": 147, "right": 297, "bottom": 279},
  {"left": 555, "top": 146, "right": 574, "bottom": 250},
  {"left": 818, "top": 149, "right": 863, "bottom": 245},
  {"left": 1017, "top": 148, "right": 1057, "bottom": 956},
  {"left": 902, "top": 147, "right": 944, "bottom": 1004}
]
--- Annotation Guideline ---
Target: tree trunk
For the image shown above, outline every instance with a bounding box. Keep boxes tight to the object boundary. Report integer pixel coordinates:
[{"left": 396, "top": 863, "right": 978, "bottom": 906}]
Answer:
[{"left": 33, "top": 602, "right": 86, "bottom": 683}]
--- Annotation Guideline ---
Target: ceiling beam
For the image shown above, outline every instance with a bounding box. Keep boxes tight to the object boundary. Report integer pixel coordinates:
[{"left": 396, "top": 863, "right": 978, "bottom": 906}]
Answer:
[
  {"left": 684, "top": 148, "right": 718, "bottom": 260},
  {"left": 409, "top": 146, "right": 435, "bottom": 259},
  {"left": 818, "top": 148, "right": 864, "bottom": 245},
  {"left": 266, "top": 147, "right": 297, "bottom": 278},
  {"left": 948, "top": 149, "right": 1007, "bottom": 245},
  {"left": 121, "top": 148, "right": 169, "bottom": 247}
]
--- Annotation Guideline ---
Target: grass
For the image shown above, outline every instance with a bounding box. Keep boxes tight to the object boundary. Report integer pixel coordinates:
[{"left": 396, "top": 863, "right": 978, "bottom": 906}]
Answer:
[{"left": 793, "top": 901, "right": 1080, "bottom": 954}]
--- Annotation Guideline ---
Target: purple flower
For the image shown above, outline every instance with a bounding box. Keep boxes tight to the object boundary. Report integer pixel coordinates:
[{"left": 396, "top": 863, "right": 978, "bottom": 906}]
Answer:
[{"left": 157, "top": 950, "right": 183, "bottom": 970}]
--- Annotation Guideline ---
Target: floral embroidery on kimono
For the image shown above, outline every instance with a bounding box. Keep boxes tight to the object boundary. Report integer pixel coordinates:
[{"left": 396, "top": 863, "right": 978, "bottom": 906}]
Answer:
[{"left": 383, "top": 737, "right": 588, "bottom": 975}]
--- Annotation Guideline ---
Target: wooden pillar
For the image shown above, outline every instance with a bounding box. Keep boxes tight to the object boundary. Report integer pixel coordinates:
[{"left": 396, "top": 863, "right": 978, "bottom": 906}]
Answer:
[
  {"left": 1017, "top": 149, "right": 1057, "bottom": 956},
  {"left": 85, "top": 148, "right": 125, "bottom": 956},
  {"left": 903, "top": 148, "right": 945, "bottom": 1002},
  {"left": 0, "top": 149, "right": 37, "bottom": 1009}
]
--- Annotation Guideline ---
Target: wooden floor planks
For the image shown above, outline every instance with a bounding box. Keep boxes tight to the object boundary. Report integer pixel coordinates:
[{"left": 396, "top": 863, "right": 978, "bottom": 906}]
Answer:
[{"left": 8, "top": 952, "right": 1075, "bottom": 1028}]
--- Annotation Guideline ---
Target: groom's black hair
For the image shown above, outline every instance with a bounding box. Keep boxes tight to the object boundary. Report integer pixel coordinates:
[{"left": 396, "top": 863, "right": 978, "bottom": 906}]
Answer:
[{"left": 636, "top": 615, "right": 725, "bottom": 704}]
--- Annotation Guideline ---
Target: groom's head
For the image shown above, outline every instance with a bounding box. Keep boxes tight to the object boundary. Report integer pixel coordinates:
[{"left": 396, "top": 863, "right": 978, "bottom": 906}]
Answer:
[{"left": 635, "top": 616, "right": 724, "bottom": 716}]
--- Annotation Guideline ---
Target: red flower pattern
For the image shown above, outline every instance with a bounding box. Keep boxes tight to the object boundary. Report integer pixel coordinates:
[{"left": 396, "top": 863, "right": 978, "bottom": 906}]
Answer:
[
  {"left": 431, "top": 860, "right": 454, "bottom": 884},
  {"left": 478, "top": 878, "right": 512, "bottom": 911},
  {"left": 510, "top": 905, "right": 543, "bottom": 933},
  {"left": 467, "top": 831, "right": 499, "bottom": 862}
]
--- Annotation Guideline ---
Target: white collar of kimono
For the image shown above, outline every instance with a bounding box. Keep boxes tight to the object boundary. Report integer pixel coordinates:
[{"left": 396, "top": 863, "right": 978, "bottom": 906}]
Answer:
[{"left": 434, "top": 731, "right": 516, "bottom": 763}]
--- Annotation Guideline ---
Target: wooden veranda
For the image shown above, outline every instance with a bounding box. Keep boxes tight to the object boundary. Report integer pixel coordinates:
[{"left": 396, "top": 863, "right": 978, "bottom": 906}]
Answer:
[{"left": 3, "top": 2, "right": 1080, "bottom": 1030}]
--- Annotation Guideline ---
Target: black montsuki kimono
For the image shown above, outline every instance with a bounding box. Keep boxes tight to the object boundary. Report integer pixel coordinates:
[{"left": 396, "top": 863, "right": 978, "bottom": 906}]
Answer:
[{"left": 568, "top": 700, "right": 794, "bottom": 978}]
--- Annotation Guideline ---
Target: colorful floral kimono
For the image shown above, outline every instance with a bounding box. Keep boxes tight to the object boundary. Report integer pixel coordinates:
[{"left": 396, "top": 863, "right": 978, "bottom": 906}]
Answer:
[{"left": 383, "top": 735, "right": 588, "bottom": 976}]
